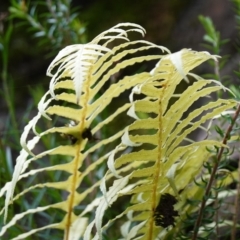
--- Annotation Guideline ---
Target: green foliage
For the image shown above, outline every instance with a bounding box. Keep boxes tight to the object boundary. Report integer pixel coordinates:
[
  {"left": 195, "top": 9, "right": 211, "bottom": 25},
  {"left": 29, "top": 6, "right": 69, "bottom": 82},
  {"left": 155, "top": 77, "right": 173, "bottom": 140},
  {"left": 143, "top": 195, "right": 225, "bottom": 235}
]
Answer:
[
  {"left": 9, "top": 0, "right": 87, "bottom": 54},
  {"left": 198, "top": 15, "right": 229, "bottom": 85},
  {"left": 198, "top": 15, "right": 229, "bottom": 55}
]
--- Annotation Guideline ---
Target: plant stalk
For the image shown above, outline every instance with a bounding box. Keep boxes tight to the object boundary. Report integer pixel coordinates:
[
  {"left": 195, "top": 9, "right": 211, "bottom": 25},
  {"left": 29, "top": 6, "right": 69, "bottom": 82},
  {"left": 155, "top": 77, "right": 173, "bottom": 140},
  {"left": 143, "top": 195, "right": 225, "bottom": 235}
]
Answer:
[{"left": 192, "top": 104, "right": 240, "bottom": 240}]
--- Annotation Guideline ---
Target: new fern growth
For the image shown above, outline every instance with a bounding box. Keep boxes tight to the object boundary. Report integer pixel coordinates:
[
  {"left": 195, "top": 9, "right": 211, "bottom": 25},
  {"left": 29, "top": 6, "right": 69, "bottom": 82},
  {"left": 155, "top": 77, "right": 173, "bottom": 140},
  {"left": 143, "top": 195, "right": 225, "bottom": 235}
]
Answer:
[{"left": 0, "top": 23, "right": 238, "bottom": 240}]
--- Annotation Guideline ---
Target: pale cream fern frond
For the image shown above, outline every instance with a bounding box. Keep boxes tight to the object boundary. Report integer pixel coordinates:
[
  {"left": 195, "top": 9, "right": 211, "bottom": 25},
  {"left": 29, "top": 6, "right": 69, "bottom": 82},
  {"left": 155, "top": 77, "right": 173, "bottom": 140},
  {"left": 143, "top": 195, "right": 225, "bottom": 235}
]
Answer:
[
  {"left": 0, "top": 23, "right": 169, "bottom": 240},
  {"left": 47, "top": 44, "right": 111, "bottom": 104},
  {"left": 85, "top": 49, "right": 238, "bottom": 240},
  {"left": 0, "top": 23, "right": 237, "bottom": 240}
]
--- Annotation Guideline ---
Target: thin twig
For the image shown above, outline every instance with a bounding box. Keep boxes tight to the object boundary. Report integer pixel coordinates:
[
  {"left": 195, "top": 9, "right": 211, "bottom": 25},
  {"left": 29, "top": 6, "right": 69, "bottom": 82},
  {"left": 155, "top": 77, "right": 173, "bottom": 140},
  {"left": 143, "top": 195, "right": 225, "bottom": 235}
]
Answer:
[
  {"left": 214, "top": 59, "right": 221, "bottom": 83},
  {"left": 192, "top": 104, "right": 240, "bottom": 240},
  {"left": 214, "top": 185, "right": 219, "bottom": 238},
  {"left": 231, "top": 155, "right": 240, "bottom": 240}
]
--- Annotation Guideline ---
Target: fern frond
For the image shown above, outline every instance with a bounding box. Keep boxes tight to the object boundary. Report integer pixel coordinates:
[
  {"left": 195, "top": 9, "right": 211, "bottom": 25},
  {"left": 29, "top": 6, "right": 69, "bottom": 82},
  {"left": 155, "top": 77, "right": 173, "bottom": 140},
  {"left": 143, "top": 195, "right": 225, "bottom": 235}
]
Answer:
[
  {"left": 87, "top": 50, "right": 237, "bottom": 239},
  {"left": 0, "top": 23, "right": 237, "bottom": 240}
]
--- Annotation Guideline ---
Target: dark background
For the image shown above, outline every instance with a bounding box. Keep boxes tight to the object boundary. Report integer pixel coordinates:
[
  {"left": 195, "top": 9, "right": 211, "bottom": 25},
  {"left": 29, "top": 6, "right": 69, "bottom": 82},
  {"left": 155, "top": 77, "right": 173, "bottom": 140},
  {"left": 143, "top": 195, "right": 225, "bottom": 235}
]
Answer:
[{"left": 0, "top": 0, "right": 238, "bottom": 114}]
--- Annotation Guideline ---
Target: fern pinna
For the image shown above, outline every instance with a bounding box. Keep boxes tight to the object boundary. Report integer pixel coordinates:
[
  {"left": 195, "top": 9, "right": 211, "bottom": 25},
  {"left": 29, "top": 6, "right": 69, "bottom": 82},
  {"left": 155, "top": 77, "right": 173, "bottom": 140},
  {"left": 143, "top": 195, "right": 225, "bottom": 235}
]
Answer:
[{"left": 0, "top": 23, "right": 237, "bottom": 240}]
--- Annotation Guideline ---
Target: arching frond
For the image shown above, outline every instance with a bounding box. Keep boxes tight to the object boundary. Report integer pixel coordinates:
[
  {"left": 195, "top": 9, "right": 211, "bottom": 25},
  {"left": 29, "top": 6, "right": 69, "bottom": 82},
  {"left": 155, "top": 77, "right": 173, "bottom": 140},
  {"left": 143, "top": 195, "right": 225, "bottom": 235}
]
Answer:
[
  {"left": 85, "top": 50, "right": 237, "bottom": 240},
  {"left": 0, "top": 23, "right": 237, "bottom": 240}
]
